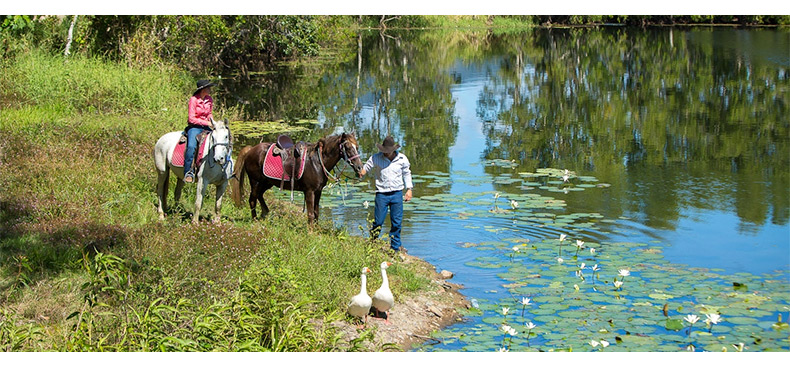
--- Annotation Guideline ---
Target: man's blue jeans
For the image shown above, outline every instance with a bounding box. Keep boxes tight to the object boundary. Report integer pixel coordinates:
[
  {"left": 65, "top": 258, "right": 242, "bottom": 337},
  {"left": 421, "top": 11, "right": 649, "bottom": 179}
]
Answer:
[
  {"left": 184, "top": 125, "right": 210, "bottom": 173},
  {"left": 371, "top": 190, "right": 403, "bottom": 251}
]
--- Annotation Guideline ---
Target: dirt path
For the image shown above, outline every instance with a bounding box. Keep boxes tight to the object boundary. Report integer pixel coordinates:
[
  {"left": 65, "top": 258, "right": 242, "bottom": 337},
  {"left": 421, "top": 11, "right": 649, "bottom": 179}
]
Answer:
[{"left": 333, "top": 253, "right": 469, "bottom": 351}]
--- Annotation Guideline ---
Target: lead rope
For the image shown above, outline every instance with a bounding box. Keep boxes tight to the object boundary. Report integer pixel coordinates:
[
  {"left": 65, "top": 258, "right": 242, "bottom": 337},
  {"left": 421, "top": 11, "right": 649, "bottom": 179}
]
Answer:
[{"left": 318, "top": 145, "right": 340, "bottom": 182}]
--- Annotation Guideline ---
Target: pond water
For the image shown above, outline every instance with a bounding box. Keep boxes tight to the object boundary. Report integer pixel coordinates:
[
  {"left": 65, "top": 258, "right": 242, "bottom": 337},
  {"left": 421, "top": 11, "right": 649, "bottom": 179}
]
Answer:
[{"left": 220, "top": 27, "right": 790, "bottom": 351}]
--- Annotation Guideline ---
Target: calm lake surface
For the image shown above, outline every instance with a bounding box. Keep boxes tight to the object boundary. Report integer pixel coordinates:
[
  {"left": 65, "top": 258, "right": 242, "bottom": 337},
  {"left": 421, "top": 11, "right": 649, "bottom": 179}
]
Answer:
[{"left": 221, "top": 27, "right": 790, "bottom": 351}]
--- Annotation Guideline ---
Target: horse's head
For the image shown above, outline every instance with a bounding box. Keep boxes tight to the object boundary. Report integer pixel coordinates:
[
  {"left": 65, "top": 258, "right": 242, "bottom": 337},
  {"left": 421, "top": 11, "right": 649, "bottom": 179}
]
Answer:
[
  {"left": 340, "top": 133, "right": 364, "bottom": 178},
  {"left": 210, "top": 118, "right": 232, "bottom": 166}
]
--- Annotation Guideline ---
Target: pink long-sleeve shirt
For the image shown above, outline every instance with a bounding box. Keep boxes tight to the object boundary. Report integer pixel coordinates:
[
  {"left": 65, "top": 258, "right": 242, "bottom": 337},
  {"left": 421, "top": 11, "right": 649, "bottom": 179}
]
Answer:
[{"left": 187, "top": 95, "right": 213, "bottom": 126}]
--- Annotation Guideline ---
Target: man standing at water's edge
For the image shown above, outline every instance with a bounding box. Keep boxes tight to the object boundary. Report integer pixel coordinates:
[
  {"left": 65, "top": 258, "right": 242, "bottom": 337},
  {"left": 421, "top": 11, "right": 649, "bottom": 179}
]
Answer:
[{"left": 359, "top": 136, "right": 413, "bottom": 252}]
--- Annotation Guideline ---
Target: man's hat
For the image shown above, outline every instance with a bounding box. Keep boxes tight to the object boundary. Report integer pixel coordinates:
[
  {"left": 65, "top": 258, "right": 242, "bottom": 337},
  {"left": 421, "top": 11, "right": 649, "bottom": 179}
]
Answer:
[
  {"left": 194, "top": 79, "right": 216, "bottom": 95},
  {"left": 376, "top": 136, "right": 400, "bottom": 154}
]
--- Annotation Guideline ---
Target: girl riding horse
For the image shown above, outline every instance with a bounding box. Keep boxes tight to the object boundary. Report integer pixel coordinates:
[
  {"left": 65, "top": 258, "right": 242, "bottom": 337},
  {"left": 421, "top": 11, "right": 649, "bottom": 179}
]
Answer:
[{"left": 184, "top": 79, "right": 215, "bottom": 183}]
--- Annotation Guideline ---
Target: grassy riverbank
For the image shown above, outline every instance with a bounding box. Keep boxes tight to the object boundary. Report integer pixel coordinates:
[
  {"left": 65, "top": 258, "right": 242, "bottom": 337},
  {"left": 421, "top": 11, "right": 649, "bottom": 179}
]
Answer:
[{"left": 0, "top": 50, "right": 433, "bottom": 351}]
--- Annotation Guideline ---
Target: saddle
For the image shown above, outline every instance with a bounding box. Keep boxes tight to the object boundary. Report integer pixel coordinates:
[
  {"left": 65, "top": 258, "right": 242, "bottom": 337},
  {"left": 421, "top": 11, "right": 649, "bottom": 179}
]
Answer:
[
  {"left": 273, "top": 135, "right": 307, "bottom": 197},
  {"left": 177, "top": 130, "right": 211, "bottom": 172}
]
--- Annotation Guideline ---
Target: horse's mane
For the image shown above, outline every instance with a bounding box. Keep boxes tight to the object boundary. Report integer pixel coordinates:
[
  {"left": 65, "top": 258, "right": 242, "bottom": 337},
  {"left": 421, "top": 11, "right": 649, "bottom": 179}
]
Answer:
[{"left": 310, "top": 133, "right": 344, "bottom": 153}]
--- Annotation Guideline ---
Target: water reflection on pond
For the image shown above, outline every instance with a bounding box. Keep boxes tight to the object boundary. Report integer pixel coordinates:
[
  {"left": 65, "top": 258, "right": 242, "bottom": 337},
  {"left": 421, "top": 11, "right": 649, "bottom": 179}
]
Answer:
[{"left": 221, "top": 27, "right": 789, "bottom": 351}]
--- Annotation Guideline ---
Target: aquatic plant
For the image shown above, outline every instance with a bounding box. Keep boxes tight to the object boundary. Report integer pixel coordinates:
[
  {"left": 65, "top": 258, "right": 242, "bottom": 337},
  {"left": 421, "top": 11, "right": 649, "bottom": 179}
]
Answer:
[
  {"left": 520, "top": 297, "right": 532, "bottom": 317},
  {"left": 684, "top": 314, "right": 700, "bottom": 337},
  {"left": 558, "top": 234, "right": 567, "bottom": 257}
]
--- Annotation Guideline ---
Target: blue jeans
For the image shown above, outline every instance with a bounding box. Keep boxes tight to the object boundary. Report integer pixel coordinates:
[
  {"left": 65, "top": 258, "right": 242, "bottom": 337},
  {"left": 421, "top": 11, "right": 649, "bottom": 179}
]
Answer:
[
  {"left": 184, "top": 125, "right": 210, "bottom": 174},
  {"left": 371, "top": 190, "right": 403, "bottom": 251}
]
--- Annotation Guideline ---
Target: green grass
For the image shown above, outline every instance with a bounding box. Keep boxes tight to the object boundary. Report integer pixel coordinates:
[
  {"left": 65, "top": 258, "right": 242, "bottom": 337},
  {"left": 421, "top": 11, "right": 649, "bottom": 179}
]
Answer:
[
  {"left": 2, "top": 49, "right": 190, "bottom": 117},
  {"left": 0, "top": 49, "right": 433, "bottom": 351}
]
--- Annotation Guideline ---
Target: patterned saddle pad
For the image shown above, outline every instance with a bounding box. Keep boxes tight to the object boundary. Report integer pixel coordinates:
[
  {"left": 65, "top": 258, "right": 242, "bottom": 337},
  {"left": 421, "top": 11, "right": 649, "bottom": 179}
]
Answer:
[
  {"left": 171, "top": 132, "right": 209, "bottom": 167},
  {"left": 263, "top": 144, "right": 306, "bottom": 182}
]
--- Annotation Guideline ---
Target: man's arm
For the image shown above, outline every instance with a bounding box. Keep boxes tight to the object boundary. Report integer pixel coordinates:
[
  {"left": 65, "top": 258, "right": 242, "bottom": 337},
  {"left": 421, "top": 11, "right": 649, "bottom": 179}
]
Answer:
[
  {"left": 359, "top": 155, "right": 374, "bottom": 177},
  {"left": 402, "top": 157, "right": 413, "bottom": 201}
]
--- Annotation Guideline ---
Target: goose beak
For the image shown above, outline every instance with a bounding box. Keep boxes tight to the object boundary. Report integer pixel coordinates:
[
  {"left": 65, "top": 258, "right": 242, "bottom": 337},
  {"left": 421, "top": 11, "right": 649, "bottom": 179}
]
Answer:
[{"left": 386, "top": 262, "right": 392, "bottom": 266}]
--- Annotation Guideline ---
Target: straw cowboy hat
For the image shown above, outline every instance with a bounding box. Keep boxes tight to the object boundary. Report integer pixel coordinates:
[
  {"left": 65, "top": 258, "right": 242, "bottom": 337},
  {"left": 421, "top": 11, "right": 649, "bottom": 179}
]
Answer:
[
  {"left": 377, "top": 136, "right": 400, "bottom": 154},
  {"left": 194, "top": 79, "right": 216, "bottom": 95}
]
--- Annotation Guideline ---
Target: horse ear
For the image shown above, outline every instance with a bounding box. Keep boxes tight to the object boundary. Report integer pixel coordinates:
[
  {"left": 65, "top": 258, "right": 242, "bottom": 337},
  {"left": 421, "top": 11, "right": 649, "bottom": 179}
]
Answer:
[{"left": 224, "top": 118, "right": 228, "bottom": 125}]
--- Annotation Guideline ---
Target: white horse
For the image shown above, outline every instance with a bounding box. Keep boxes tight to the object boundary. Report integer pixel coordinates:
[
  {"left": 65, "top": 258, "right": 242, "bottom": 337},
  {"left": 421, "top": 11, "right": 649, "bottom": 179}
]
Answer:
[{"left": 153, "top": 119, "right": 234, "bottom": 224}]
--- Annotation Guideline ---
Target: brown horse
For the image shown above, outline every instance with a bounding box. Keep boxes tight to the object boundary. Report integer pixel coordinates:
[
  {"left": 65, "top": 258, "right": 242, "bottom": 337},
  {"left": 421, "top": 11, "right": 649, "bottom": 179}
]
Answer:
[{"left": 230, "top": 133, "right": 364, "bottom": 223}]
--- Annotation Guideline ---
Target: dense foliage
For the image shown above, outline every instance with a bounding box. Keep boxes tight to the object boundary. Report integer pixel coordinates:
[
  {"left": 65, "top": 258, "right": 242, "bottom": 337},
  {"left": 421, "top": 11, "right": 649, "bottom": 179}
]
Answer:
[{"left": 2, "top": 15, "right": 787, "bottom": 75}]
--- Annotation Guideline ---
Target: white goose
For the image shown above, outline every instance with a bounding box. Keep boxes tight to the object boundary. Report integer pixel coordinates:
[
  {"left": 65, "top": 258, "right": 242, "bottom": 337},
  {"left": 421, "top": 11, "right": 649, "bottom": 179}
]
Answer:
[
  {"left": 372, "top": 261, "right": 395, "bottom": 324},
  {"left": 347, "top": 267, "right": 372, "bottom": 328}
]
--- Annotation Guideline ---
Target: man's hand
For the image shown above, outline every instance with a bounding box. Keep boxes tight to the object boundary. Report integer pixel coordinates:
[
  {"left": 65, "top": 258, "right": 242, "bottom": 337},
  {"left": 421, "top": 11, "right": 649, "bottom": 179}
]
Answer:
[
  {"left": 404, "top": 189, "right": 412, "bottom": 202},
  {"left": 358, "top": 169, "right": 367, "bottom": 177}
]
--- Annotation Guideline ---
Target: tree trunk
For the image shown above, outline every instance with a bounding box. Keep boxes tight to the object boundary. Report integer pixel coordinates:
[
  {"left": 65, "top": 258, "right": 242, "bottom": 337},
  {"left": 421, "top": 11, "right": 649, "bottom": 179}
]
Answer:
[{"left": 64, "top": 15, "right": 78, "bottom": 57}]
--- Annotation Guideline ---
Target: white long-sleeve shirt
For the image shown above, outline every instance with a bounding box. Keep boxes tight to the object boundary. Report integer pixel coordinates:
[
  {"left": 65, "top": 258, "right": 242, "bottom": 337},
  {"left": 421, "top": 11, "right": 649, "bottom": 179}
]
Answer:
[{"left": 363, "top": 152, "right": 414, "bottom": 193}]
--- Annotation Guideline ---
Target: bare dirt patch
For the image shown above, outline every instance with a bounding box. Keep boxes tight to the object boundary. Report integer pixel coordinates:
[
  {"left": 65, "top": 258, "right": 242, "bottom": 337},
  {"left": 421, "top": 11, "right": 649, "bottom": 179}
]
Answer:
[{"left": 332, "top": 253, "right": 469, "bottom": 351}]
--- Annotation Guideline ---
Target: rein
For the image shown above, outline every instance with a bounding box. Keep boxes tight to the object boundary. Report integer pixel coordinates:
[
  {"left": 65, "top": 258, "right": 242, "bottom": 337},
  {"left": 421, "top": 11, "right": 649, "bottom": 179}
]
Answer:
[{"left": 318, "top": 139, "right": 359, "bottom": 182}]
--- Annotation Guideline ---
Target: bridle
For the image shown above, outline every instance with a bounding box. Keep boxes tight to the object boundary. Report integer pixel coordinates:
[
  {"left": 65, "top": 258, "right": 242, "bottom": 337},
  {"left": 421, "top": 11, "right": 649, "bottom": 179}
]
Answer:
[
  {"left": 206, "top": 125, "right": 232, "bottom": 168},
  {"left": 318, "top": 136, "right": 361, "bottom": 182}
]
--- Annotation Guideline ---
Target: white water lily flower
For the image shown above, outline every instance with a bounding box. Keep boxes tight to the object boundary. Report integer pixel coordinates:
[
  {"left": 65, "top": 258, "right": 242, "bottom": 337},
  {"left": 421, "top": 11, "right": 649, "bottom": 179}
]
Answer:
[
  {"left": 705, "top": 313, "right": 722, "bottom": 325},
  {"left": 618, "top": 269, "right": 630, "bottom": 277},
  {"left": 494, "top": 192, "right": 500, "bottom": 199},
  {"left": 557, "top": 257, "right": 564, "bottom": 264},
  {"left": 576, "top": 240, "right": 585, "bottom": 248},
  {"left": 497, "top": 347, "right": 509, "bottom": 352},
  {"left": 510, "top": 200, "right": 519, "bottom": 209},
  {"left": 502, "top": 307, "right": 510, "bottom": 315},
  {"left": 579, "top": 263, "right": 586, "bottom": 269},
  {"left": 684, "top": 314, "right": 700, "bottom": 325},
  {"left": 520, "top": 297, "right": 532, "bottom": 306},
  {"left": 512, "top": 246, "right": 520, "bottom": 252},
  {"left": 501, "top": 324, "right": 513, "bottom": 333},
  {"left": 600, "top": 340, "right": 610, "bottom": 348},
  {"left": 574, "top": 284, "right": 579, "bottom": 291},
  {"left": 507, "top": 327, "right": 517, "bottom": 336},
  {"left": 687, "top": 344, "right": 695, "bottom": 352},
  {"left": 562, "top": 174, "right": 570, "bottom": 183},
  {"left": 614, "top": 281, "right": 624, "bottom": 289},
  {"left": 589, "top": 340, "right": 599, "bottom": 347},
  {"left": 363, "top": 201, "right": 369, "bottom": 208},
  {"left": 592, "top": 264, "right": 600, "bottom": 272},
  {"left": 564, "top": 169, "right": 570, "bottom": 175},
  {"left": 590, "top": 248, "right": 596, "bottom": 255},
  {"left": 525, "top": 322, "right": 537, "bottom": 330},
  {"left": 559, "top": 234, "right": 567, "bottom": 242},
  {"left": 732, "top": 343, "right": 744, "bottom": 352}
]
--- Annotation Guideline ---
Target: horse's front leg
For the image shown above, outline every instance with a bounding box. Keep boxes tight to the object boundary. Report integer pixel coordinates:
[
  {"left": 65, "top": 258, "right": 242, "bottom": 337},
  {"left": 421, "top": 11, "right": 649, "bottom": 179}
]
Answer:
[
  {"left": 313, "top": 190, "right": 323, "bottom": 221},
  {"left": 214, "top": 180, "right": 228, "bottom": 224},
  {"left": 193, "top": 175, "right": 207, "bottom": 224},
  {"left": 305, "top": 189, "right": 316, "bottom": 224},
  {"left": 156, "top": 168, "right": 169, "bottom": 220}
]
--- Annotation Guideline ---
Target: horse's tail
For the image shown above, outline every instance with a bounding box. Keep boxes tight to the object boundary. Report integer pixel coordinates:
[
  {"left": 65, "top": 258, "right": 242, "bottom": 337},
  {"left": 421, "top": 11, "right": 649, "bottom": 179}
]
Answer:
[{"left": 231, "top": 145, "right": 251, "bottom": 207}]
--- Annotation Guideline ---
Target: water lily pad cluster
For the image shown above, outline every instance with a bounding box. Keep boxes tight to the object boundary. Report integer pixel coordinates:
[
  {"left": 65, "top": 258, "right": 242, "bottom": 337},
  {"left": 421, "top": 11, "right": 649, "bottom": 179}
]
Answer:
[
  {"left": 421, "top": 237, "right": 790, "bottom": 352},
  {"left": 230, "top": 119, "right": 315, "bottom": 139}
]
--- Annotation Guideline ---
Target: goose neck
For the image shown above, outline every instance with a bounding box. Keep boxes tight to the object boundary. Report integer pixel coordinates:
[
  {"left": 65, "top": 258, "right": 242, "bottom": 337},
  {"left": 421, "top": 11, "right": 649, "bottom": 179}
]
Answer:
[
  {"left": 380, "top": 268, "right": 389, "bottom": 288},
  {"left": 360, "top": 274, "right": 367, "bottom": 294}
]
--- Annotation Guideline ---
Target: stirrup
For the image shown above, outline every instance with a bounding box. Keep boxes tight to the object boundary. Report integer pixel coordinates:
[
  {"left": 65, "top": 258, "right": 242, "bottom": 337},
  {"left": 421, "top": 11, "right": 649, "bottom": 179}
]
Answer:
[{"left": 184, "top": 172, "right": 194, "bottom": 183}]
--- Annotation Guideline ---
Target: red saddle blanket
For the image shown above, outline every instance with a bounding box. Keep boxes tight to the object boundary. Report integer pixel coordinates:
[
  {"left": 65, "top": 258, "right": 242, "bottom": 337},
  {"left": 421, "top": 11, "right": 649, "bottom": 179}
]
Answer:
[
  {"left": 263, "top": 144, "right": 306, "bottom": 182},
  {"left": 171, "top": 134, "right": 208, "bottom": 167}
]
